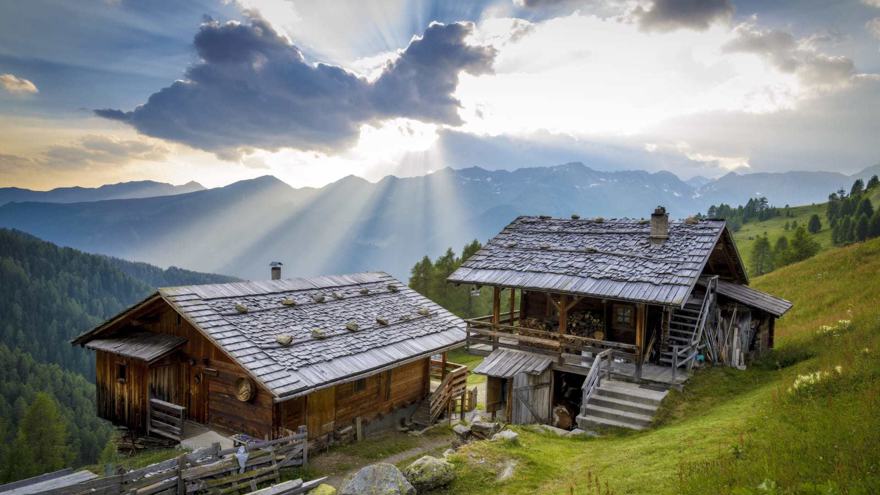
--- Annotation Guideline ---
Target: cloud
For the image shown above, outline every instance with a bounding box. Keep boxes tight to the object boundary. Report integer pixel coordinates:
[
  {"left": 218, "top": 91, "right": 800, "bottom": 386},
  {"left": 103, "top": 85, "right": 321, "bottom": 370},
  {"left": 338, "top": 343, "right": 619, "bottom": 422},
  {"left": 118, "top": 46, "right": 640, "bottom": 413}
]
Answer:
[
  {"left": 863, "top": 0, "right": 880, "bottom": 8},
  {"left": 0, "top": 153, "right": 34, "bottom": 174},
  {"left": 95, "top": 17, "right": 495, "bottom": 158},
  {"left": 43, "top": 135, "right": 170, "bottom": 167},
  {"left": 723, "top": 23, "right": 855, "bottom": 89},
  {"left": 0, "top": 73, "right": 38, "bottom": 94},
  {"left": 868, "top": 18, "right": 880, "bottom": 40},
  {"left": 636, "top": 0, "right": 733, "bottom": 32}
]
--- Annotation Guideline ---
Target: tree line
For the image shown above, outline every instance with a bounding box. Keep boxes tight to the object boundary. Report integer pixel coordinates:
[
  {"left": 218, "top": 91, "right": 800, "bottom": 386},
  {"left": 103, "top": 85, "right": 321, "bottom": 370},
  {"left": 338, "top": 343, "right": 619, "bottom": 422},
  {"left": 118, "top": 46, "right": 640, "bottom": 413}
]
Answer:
[
  {"left": 705, "top": 197, "right": 787, "bottom": 232},
  {"left": 407, "top": 240, "right": 511, "bottom": 319},
  {"left": 827, "top": 176, "right": 880, "bottom": 246}
]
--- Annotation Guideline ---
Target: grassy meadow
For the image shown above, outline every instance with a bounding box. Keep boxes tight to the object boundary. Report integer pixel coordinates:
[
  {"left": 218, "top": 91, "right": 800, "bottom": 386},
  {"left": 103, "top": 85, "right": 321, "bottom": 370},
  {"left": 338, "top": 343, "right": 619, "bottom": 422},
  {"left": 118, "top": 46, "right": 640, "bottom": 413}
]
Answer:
[{"left": 438, "top": 237, "right": 880, "bottom": 494}]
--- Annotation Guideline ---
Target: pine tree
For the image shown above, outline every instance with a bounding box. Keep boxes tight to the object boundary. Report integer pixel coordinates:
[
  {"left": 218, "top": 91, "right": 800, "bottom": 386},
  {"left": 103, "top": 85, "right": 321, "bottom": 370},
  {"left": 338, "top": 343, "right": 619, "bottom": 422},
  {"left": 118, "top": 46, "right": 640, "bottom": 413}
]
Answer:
[
  {"left": 783, "top": 221, "right": 790, "bottom": 231},
  {"left": 840, "top": 216, "right": 853, "bottom": 244},
  {"left": 856, "top": 198, "right": 874, "bottom": 219},
  {"left": 773, "top": 236, "right": 790, "bottom": 267},
  {"left": 870, "top": 211, "right": 880, "bottom": 239},
  {"left": 750, "top": 234, "right": 773, "bottom": 275},
  {"left": 807, "top": 214, "right": 821, "bottom": 234},
  {"left": 851, "top": 178, "right": 865, "bottom": 197},
  {"left": 408, "top": 256, "right": 433, "bottom": 296},
  {"left": 856, "top": 214, "right": 870, "bottom": 242},
  {"left": 868, "top": 174, "right": 880, "bottom": 191},
  {"left": 8, "top": 393, "right": 72, "bottom": 480},
  {"left": 788, "top": 226, "right": 820, "bottom": 262}
]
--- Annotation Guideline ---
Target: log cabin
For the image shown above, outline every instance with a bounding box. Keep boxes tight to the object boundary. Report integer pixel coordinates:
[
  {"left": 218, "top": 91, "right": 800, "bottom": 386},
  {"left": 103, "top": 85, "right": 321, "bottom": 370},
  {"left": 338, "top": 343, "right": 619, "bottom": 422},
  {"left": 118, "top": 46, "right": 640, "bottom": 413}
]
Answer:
[
  {"left": 447, "top": 207, "right": 793, "bottom": 430},
  {"left": 72, "top": 271, "right": 467, "bottom": 442}
]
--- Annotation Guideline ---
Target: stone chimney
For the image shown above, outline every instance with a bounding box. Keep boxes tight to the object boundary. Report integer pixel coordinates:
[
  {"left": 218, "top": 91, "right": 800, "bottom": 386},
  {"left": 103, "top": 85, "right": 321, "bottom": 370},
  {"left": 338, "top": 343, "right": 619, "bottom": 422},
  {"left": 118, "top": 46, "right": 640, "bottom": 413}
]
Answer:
[
  {"left": 650, "top": 206, "right": 669, "bottom": 244},
  {"left": 270, "top": 261, "right": 283, "bottom": 280}
]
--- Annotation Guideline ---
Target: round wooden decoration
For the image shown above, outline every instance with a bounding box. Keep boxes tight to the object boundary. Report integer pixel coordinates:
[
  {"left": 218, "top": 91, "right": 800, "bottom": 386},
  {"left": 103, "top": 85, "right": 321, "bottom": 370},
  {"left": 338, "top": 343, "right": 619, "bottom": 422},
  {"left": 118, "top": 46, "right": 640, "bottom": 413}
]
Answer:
[{"left": 235, "top": 377, "right": 255, "bottom": 402}]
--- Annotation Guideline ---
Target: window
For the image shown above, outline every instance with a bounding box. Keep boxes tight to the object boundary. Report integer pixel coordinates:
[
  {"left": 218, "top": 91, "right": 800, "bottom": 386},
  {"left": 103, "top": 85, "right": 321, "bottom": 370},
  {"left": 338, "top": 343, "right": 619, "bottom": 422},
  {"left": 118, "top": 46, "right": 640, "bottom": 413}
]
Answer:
[
  {"left": 354, "top": 378, "right": 367, "bottom": 393},
  {"left": 116, "top": 363, "right": 127, "bottom": 383},
  {"left": 613, "top": 305, "right": 634, "bottom": 327}
]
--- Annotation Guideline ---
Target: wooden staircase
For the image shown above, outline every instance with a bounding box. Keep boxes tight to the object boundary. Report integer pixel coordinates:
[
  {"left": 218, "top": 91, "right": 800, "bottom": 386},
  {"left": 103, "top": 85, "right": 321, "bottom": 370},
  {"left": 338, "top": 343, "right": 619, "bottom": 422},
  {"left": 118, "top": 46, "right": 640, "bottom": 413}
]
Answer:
[
  {"left": 576, "top": 380, "right": 668, "bottom": 430},
  {"left": 659, "top": 295, "right": 704, "bottom": 366},
  {"left": 411, "top": 359, "right": 468, "bottom": 427}
]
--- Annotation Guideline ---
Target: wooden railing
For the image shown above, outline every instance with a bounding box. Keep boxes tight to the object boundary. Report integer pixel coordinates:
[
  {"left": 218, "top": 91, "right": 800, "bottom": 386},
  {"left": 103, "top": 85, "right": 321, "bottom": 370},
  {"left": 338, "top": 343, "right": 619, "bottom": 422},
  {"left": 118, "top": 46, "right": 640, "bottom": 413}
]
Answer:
[
  {"left": 428, "top": 359, "right": 468, "bottom": 423},
  {"left": 465, "top": 316, "right": 642, "bottom": 378},
  {"left": 580, "top": 349, "right": 613, "bottom": 415},
  {"left": 41, "top": 428, "right": 312, "bottom": 495},
  {"left": 148, "top": 398, "right": 185, "bottom": 442}
]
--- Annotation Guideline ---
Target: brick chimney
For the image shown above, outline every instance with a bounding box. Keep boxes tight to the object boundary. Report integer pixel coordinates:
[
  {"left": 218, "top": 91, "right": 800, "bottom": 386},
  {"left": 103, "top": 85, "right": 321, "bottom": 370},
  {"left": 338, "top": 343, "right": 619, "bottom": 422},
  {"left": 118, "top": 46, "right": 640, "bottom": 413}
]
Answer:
[
  {"left": 270, "top": 261, "right": 283, "bottom": 280},
  {"left": 650, "top": 206, "right": 669, "bottom": 244}
]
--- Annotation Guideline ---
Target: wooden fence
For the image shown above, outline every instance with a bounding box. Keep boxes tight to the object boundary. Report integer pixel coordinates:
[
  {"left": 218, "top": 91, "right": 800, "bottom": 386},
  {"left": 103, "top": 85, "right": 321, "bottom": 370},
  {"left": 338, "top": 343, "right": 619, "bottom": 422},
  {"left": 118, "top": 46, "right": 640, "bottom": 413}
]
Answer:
[
  {"left": 40, "top": 428, "right": 311, "bottom": 495},
  {"left": 148, "top": 398, "right": 186, "bottom": 442}
]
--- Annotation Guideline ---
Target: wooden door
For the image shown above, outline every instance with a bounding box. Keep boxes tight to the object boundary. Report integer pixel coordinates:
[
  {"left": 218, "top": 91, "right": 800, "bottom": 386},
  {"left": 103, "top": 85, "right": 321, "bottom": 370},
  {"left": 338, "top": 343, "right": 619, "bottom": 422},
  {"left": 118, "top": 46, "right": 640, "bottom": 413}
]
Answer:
[
  {"left": 187, "top": 364, "right": 208, "bottom": 423},
  {"left": 610, "top": 303, "right": 636, "bottom": 344},
  {"left": 307, "top": 387, "right": 336, "bottom": 438}
]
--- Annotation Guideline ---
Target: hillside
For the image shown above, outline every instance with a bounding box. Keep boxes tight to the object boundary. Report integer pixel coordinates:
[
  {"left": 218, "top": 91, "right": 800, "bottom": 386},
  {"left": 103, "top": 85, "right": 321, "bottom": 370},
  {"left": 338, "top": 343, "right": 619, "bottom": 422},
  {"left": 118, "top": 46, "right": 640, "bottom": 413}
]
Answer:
[
  {"left": 733, "top": 185, "right": 880, "bottom": 271},
  {"left": 442, "top": 237, "right": 880, "bottom": 494},
  {"left": 1, "top": 164, "right": 877, "bottom": 281},
  {"left": 0, "top": 229, "right": 236, "bottom": 378}
]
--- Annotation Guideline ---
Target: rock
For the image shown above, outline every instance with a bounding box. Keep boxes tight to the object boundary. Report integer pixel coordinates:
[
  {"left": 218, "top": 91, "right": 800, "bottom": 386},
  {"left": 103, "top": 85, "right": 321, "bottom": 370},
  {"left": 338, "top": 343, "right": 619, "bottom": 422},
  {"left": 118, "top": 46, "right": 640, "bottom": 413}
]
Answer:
[
  {"left": 443, "top": 448, "right": 456, "bottom": 458},
  {"left": 491, "top": 430, "right": 519, "bottom": 444},
  {"left": 308, "top": 484, "right": 337, "bottom": 495},
  {"left": 496, "top": 460, "right": 517, "bottom": 482},
  {"left": 403, "top": 455, "right": 455, "bottom": 492},
  {"left": 452, "top": 423, "right": 472, "bottom": 441},
  {"left": 536, "top": 424, "right": 569, "bottom": 436},
  {"left": 340, "top": 463, "right": 415, "bottom": 495},
  {"left": 567, "top": 428, "right": 600, "bottom": 438},
  {"left": 275, "top": 334, "right": 293, "bottom": 346},
  {"left": 470, "top": 421, "right": 501, "bottom": 439}
]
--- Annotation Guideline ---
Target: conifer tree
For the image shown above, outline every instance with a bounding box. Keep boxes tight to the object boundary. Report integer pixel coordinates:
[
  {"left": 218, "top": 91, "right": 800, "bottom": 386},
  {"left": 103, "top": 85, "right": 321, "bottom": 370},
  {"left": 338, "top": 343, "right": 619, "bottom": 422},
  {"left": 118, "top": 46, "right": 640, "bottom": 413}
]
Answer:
[
  {"left": 750, "top": 234, "right": 773, "bottom": 275},
  {"left": 8, "top": 393, "right": 71, "bottom": 480},
  {"left": 807, "top": 214, "right": 821, "bottom": 234},
  {"left": 856, "top": 214, "right": 869, "bottom": 242},
  {"left": 788, "top": 227, "right": 820, "bottom": 262},
  {"left": 773, "top": 236, "right": 790, "bottom": 267}
]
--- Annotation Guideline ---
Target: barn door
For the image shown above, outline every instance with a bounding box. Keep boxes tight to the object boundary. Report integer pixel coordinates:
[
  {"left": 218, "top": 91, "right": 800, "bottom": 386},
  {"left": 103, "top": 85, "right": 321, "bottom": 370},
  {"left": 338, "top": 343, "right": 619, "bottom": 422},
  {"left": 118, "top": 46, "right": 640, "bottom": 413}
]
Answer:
[
  {"left": 149, "top": 363, "right": 179, "bottom": 404},
  {"left": 307, "top": 387, "right": 336, "bottom": 439},
  {"left": 511, "top": 370, "right": 552, "bottom": 424}
]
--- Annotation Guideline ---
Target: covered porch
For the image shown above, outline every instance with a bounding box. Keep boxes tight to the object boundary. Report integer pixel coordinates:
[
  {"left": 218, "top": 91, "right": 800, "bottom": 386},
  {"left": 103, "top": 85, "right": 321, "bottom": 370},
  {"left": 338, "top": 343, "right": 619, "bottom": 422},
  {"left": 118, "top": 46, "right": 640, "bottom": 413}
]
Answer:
[{"left": 464, "top": 286, "right": 691, "bottom": 386}]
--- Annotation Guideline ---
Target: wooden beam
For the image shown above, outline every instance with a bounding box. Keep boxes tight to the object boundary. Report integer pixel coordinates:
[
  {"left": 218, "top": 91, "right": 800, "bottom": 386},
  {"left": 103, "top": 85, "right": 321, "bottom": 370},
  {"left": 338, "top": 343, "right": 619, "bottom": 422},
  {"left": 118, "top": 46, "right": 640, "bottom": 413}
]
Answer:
[
  {"left": 509, "top": 288, "right": 516, "bottom": 325},
  {"left": 492, "top": 287, "right": 501, "bottom": 324},
  {"left": 558, "top": 294, "right": 569, "bottom": 335}
]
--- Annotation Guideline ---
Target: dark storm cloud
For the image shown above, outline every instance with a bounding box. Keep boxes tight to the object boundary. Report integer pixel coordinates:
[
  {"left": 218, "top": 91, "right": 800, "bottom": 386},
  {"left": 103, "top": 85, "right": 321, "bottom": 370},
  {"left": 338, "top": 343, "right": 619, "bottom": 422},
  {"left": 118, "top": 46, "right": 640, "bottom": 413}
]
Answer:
[
  {"left": 723, "top": 24, "right": 855, "bottom": 87},
  {"left": 637, "top": 0, "right": 734, "bottom": 32},
  {"left": 94, "top": 17, "right": 495, "bottom": 157}
]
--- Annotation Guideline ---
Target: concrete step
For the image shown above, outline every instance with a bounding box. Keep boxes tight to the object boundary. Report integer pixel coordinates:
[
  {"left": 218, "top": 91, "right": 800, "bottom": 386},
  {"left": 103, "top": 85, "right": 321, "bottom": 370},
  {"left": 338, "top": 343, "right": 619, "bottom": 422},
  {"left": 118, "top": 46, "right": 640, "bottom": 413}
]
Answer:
[
  {"left": 588, "top": 395, "right": 659, "bottom": 416},
  {"left": 596, "top": 380, "right": 668, "bottom": 406},
  {"left": 576, "top": 413, "right": 646, "bottom": 431},
  {"left": 582, "top": 404, "right": 653, "bottom": 427}
]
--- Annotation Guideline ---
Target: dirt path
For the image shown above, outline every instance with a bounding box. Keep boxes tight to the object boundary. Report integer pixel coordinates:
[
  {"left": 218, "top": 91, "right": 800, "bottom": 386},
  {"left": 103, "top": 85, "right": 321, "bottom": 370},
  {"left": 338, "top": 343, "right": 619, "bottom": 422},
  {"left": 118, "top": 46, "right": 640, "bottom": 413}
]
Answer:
[{"left": 312, "top": 430, "right": 456, "bottom": 489}]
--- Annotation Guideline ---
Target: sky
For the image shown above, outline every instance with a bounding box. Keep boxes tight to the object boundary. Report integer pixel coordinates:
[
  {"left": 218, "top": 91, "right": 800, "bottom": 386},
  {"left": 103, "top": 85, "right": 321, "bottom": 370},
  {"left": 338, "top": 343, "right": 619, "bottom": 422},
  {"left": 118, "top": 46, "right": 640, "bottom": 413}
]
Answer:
[{"left": 1, "top": 0, "right": 879, "bottom": 190}]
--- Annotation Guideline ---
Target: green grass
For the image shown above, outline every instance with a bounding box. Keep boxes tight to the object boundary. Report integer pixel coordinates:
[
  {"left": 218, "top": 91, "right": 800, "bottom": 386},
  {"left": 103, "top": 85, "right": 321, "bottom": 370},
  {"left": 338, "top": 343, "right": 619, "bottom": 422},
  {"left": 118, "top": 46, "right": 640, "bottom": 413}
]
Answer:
[
  {"left": 448, "top": 349, "right": 487, "bottom": 385},
  {"left": 440, "top": 237, "right": 880, "bottom": 495},
  {"left": 733, "top": 187, "right": 880, "bottom": 272}
]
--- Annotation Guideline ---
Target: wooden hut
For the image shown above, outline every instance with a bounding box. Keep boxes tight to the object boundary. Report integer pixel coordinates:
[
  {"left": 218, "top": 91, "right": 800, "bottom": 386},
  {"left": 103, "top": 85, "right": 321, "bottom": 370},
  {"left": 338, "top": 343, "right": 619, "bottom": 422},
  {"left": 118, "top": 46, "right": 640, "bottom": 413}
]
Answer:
[
  {"left": 447, "top": 208, "right": 792, "bottom": 430},
  {"left": 72, "top": 271, "right": 467, "bottom": 442}
]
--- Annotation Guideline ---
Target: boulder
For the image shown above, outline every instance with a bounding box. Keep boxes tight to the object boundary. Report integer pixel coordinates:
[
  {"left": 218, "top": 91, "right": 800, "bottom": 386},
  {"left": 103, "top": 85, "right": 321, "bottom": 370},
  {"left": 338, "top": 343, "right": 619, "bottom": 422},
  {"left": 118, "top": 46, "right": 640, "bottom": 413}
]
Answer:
[
  {"left": 340, "top": 463, "right": 415, "bottom": 495},
  {"left": 491, "top": 430, "right": 519, "bottom": 444},
  {"left": 308, "top": 484, "right": 337, "bottom": 495},
  {"left": 452, "top": 423, "right": 472, "bottom": 441},
  {"left": 567, "top": 428, "right": 600, "bottom": 438},
  {"left": 536, "top": 424, "right": 569, "bottom": 437},
  {"left": 470, "top": 421, "right": 501, "bottom": 439},
  {"left": 403, "top": 455, "right": 455, "bottom": 491}
]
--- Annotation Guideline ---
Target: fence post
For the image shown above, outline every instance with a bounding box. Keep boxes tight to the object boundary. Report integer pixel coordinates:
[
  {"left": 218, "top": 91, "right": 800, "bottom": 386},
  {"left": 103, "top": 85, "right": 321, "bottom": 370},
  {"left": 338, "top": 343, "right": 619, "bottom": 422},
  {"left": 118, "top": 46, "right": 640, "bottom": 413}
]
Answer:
[
  {"left": 176, "top": 454, "right": 186, "bottom": 495},
  {"left": 298, "top": 425, "right": 308, "bottom": 466}
]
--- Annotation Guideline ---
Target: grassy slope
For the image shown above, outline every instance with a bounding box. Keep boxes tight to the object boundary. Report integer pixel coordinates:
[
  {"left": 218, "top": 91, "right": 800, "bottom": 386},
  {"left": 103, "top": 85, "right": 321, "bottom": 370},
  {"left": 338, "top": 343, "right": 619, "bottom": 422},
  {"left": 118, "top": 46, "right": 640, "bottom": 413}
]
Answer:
[
  {"left": 442, "top": 237, "right": 880, "bottom": 494},
  {"left": 734, "top": 187, "right": 880, "bottom": 271}
]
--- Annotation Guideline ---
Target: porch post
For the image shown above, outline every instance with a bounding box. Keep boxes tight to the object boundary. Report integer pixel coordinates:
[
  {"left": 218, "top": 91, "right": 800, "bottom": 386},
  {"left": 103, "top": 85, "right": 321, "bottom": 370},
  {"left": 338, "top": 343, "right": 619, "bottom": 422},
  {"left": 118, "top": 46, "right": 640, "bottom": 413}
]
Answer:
[
  {"left": 558, "top": 294, "right": 568, "bottom": 335},
  {"left": 441, "top": 351, "right": 447, "bottom": 379},
  {"left": 492, "top": 287, "right": 501, "bottom": 351},
  {"left": 508, "top": 287, "right": 516, "bottom": 326},
  {"left": 635, "top": 303, "right": 646, "bottom": 381}
]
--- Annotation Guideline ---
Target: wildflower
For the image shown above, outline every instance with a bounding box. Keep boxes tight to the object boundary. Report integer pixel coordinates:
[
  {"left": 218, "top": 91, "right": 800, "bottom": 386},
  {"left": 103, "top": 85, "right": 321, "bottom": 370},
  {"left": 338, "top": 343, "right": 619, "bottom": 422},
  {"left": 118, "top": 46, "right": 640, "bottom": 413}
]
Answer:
[
  {"left": 834, "top": 365, "right": 843, "bottom": 374},
  {"left": 862, "top": 347, "right": 871, "bottom": 355}
]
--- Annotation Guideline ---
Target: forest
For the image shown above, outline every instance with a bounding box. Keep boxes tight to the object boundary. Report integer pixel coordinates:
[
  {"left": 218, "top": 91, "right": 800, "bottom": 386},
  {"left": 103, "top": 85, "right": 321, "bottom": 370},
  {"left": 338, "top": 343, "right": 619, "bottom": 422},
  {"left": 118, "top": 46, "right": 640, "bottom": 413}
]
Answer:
[{"left": 0, "top": 229, "right": 233, "bottom": 481}]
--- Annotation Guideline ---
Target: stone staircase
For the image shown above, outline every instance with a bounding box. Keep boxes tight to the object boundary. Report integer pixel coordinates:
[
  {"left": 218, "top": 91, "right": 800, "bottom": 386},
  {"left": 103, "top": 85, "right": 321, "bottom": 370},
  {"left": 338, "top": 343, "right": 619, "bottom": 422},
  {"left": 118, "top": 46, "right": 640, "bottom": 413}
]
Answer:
[
  {"left": 410, "top": 399, "right": 432, "bottom": 427},
  {"left": 659, "top": 293, "right": 704, "bottom": 366},
  {"left": 576, "top": 380, "right": 668, "bottom": 430}
]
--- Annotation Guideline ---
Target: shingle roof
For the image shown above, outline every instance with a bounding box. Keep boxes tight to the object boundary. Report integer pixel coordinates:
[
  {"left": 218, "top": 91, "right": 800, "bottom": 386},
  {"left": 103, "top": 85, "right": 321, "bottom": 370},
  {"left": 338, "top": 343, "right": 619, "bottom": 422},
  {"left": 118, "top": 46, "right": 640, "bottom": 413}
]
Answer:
[
  {"left": 85, "top": 332, "right": 187, "bottom": 362},
  {"left": 473, "top": 348, "right": 553, "bottom": 378},
  {"left": 448, "top": 216, "right": 732, "bottom": 306},
  {"left": 76, "top": 272, "right": 464, "bottom": 401},
  {"left": 714, "top": 280, "right": 793, "bottom": 317}
]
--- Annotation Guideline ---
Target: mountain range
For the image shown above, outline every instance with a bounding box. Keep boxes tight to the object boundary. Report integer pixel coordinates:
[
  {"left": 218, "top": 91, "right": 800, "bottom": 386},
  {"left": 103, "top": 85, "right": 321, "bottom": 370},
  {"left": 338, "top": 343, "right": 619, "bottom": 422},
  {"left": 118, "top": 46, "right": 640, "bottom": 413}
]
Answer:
[
  {"left": 0, "top": 180, "right": 204, "bottom": 206},
  {"left": 0, "top": 162, "right": 877, "bottom": 280}
]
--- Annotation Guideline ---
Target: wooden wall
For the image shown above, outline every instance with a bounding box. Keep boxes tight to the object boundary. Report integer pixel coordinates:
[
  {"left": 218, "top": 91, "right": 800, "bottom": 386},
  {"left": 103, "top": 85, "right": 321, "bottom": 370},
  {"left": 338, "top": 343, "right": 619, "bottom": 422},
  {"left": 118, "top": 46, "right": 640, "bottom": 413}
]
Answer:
[
  {"left": 96, "top": 350, "right": 149, "bottom": 431},
  {"left": 278, "top": 358, "right": 430, "bottom": 439}
]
